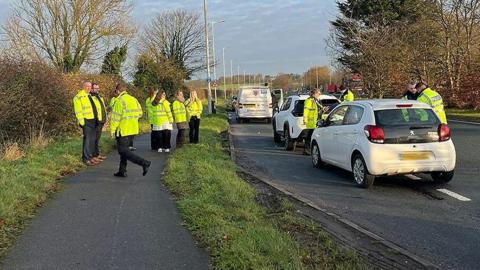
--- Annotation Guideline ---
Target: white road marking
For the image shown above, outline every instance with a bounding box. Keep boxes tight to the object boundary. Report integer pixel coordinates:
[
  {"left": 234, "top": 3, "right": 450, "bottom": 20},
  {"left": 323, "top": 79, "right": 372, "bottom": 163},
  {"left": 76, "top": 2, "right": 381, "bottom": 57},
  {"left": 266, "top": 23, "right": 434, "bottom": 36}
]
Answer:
[
  {"left": 406, "top": 174, "right": 422, "bottom": 180},
  {"left": 449, "top": 119, "right": 480, "bottom": 126},
  {"left": 436, "top": 189, "right": 472, "bottom": 202}
]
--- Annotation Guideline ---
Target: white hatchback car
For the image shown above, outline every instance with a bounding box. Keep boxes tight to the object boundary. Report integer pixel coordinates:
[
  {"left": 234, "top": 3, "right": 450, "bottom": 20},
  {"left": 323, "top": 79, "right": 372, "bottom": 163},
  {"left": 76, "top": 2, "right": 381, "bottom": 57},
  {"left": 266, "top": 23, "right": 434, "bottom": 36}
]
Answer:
[
  {"left": 273, "top": 94, "right": 339, "bottom": 150},
  {"left": 310, "top": 99, "right": 456, "bottom": 188}
]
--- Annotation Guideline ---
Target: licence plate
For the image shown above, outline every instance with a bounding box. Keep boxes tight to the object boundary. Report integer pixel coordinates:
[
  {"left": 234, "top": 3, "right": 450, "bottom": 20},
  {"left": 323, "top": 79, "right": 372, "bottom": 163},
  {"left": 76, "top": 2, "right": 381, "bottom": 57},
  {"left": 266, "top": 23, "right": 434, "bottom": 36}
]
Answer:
[{"left": 399, "top": 152, "right": 430, "bottom": 160}]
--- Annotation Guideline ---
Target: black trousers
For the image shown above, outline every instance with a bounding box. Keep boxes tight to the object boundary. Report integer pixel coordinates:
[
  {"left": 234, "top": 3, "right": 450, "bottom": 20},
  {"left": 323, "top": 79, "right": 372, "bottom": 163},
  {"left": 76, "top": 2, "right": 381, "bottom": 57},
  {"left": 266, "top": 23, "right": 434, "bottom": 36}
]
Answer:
[
  {"left": 93, "top": 122, "right": 104, "bottom": 157},
  {"left": 116, "top": 135, "right": 148, "bottom": 174},
  {"left": 159, "top": 130, "right": 172, "bottom": 149},
  {"left": 305, "top": 129, "right": 314, "bottom": 149},
  {"left": 150, "top": 125, "right": 160, "bottom": 150},
  {"left": 188, "top": 117, "right": 201, "bottom": 144},
  {"left": 82, "top": 120, "right": 96, "bottom": 162},
  {"left": 176, "top": 128, "right": 186, "bottom": 148}
]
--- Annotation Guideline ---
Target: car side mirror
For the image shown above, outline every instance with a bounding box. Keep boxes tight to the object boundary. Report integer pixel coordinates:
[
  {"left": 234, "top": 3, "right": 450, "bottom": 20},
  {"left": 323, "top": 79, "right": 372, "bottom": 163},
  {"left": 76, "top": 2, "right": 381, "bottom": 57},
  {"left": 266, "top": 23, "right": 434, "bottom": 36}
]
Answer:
[{"left": 317, "top": 119, "right": 326, "bottom": 128}]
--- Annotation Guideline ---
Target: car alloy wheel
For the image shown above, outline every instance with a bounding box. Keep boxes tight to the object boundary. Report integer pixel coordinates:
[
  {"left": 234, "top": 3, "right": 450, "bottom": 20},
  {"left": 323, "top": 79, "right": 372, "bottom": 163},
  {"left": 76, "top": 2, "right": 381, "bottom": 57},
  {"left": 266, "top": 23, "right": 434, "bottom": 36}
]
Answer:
[
  {"left": 353, "top": 158, "right": 365, "bottom": 185},
  {"left": 284, "top": 129, "right": 294, "bottom": 151},
  {"left": 311, "top": 143, "right": 323, "bottom": 168}
]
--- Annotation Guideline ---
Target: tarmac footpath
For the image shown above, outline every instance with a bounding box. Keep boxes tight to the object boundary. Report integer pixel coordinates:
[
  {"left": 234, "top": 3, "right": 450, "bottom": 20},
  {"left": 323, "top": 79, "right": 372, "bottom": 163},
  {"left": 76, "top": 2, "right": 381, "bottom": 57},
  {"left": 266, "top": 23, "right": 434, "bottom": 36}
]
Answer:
[{"left": 1, "top": 135, "right": 210, "bottom": 270}]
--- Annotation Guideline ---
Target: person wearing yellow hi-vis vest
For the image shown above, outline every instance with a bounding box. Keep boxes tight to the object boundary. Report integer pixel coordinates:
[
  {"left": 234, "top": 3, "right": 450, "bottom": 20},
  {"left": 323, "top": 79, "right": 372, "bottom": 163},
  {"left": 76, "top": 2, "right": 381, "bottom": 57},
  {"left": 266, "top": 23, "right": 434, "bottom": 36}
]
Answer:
[
  {"left": 172, "top": 90, "right": 188, "bottom": 148},
  {"left": 145, "top": 88, "right": 158, "bottom": 150},
  {"left": 303, "top": 88, "right": 322, "bottom": 154},
  {"left": 341, "top": 89, "right": 355, "bottom": 102},
  {"left": 90, "top": 83, "right": 108, "bottom": 163},
  {"left": 185, "top": 90, "right": 203, "bottom": 144},
  {"left": 152, "top": 90, "right": 174, "bottom": 153},
  {"left": 110, "top": 83, "right": 151, "bottom": 177},
  {"left": 415, "top": 83, "right": 447, "bottom": 124},
  {"left": 73, "top": 81, "right": 98, "bottom": 166}
]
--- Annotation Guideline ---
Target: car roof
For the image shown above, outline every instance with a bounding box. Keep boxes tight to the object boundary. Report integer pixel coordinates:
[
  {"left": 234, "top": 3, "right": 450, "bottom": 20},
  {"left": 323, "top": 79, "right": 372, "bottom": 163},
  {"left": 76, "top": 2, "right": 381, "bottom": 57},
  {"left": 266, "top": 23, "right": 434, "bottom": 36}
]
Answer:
[
  {"left": 345, "top": 99, "right": 431, "bottom": 110},
  {"left": 290, "top": 94, "right": 339, "bottom": 101}
]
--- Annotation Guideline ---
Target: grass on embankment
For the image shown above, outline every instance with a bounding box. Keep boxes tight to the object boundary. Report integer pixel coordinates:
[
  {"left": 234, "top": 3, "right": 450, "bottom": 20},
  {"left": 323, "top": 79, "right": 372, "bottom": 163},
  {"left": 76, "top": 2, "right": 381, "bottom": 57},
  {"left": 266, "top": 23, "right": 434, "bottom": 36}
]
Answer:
[
  {"left": 446, "top": 109, "right": 480, "bottom": 122},
  {"left": 0, "top": 134, "right": 114, "bottom": 259},
  {"left": 163, "top": 113, "right": 365, "bottom": 269}
]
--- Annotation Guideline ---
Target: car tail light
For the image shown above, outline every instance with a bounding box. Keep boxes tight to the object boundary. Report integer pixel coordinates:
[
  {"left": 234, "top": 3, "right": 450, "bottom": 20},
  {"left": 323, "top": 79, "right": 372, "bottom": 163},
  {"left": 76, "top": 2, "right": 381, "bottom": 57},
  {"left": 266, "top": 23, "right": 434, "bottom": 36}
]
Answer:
[
  {"left": 364, "top": 125, "right": 384, "bottom": 144},
  {"left": 438, "top": 124, "right": 451, "bottom": 142},
  {"left": 268, "top": 103, "right": 273, "bottom": 108},
  {"left": 396, "top": 104, "right": 413, "bottom": 108},
  {"left": 238, "top": 103, "right": 244, "bottom": 109}
]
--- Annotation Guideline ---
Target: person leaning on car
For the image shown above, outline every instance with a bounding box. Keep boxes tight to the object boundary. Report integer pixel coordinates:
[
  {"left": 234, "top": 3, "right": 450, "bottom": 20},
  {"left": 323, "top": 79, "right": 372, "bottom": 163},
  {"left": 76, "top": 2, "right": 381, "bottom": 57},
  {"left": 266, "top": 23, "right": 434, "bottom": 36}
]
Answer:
[{"left": 303, "top": 88, "right": 322, "bottom": 154}]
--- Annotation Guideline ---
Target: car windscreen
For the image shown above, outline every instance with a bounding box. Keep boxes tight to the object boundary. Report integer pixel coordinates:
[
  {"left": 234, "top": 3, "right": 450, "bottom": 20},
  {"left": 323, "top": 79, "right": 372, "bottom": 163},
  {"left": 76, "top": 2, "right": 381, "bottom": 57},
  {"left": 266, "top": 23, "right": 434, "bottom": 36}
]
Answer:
[{"left": 374, "top": 108, "right": 441, "bottom": 144}]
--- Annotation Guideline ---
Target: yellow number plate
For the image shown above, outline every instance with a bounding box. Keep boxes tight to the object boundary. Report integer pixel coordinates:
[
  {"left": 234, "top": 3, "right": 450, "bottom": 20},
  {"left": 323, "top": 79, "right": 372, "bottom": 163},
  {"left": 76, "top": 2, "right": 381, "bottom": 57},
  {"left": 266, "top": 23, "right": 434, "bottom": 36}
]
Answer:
[{"left": 400, "top": 152, "right": 430, "bottom": 160}]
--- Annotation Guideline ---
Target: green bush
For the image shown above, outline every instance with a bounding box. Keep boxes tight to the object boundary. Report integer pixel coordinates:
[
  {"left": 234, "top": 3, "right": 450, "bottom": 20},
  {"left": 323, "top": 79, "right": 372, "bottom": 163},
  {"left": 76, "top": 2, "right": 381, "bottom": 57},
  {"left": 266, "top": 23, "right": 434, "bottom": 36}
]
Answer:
[{"left": 0, "top": 58, "right": 74, "bottom": 142}]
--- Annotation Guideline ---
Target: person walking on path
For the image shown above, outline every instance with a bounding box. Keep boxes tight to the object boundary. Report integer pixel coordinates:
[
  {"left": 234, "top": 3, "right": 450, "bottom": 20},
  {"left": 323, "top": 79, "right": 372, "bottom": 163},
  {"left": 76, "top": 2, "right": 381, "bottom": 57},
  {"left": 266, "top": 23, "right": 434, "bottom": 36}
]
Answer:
[
  {"left": 110, "top": 83, "right": 151, "bottom": 177},
  {"left": 146, "top": 88, "right": 158, "bottom": 151},
  {"left": 172, "top": 90, "right": 189, "bottom": 149},
  {"left": 185, "top": 90, "right": 203, "bottom": 144},
  {"left": 73, "top": 81, "right": 98, "bottom": 166},
  {"left": 90, "top": 82, "right": 107, "bottom": 162},
  {"left": 152, "top": 91, "right": 174, "bottom": 152},
  {"left": 415, "top": 82, "right": 447, "bottom": 124}
]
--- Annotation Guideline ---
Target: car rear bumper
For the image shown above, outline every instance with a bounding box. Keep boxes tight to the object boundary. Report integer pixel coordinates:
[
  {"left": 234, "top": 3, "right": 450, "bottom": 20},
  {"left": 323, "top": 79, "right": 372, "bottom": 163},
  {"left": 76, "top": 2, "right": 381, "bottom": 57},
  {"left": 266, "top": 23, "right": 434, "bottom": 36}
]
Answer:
[
  {"left": 363, "top": 141, "right": 456, "bottom": 175},
  {"left": 237, "top": 109, "right": 272, "bottom": 119}
]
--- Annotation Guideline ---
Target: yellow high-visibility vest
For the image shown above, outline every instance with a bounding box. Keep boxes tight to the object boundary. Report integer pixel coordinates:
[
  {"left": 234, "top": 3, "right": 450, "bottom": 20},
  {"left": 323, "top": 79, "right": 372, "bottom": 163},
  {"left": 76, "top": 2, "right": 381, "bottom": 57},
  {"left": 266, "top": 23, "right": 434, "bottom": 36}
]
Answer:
[
  {"left": 417, "top": 88, "right": 447, "bottom": 124},
  {"left": 146, "top": 95, "right": 157, "bottom": 125},
  {"left": 342, "top": 90, "right": 355, "bottom": 102},
  {"left": 110, "top": 91, "right": 143, "bottom": 137},
  {"left": 73, "top": 89, "right": 95, "bottom": 126},
  {"left": 109, "top": 97, "right": 117, "bottom": 109},
  {"left": 185, "top": 99, "right": 203, "bottom": 119},
  {"left": 303, "top": 97, "right": 318, "bottom": 129},
  {"left": 172, "top": 100, "right": 187, "bottom": 123},
  {"left": 152, "top": 99, "right": 174, "bottom": 126},
  {"left": 91, "top": 95, "right": 106, "bottom": 122}
]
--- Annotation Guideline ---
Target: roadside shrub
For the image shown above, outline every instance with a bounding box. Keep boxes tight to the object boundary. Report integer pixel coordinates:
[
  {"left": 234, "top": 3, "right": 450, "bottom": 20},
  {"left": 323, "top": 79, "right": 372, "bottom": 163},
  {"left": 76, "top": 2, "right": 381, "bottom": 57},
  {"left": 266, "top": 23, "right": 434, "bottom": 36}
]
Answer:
[
  {"left": 1, "top": 142, "right": 25, "bottom": 161},
  {"left": 0, "top": 58, "right": 73, "bottom": 142}
]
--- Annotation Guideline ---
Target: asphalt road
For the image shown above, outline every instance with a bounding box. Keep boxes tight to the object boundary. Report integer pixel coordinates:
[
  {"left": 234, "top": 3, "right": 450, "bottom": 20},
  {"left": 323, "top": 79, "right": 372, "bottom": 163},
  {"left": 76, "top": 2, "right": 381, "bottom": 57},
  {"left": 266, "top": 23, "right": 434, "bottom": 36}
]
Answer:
[
  {"left": 230, "top": 114, "right": 480, "bottom": 270},
  {"left": 1, "top": 134, "right": 209, "bottom": 270}
]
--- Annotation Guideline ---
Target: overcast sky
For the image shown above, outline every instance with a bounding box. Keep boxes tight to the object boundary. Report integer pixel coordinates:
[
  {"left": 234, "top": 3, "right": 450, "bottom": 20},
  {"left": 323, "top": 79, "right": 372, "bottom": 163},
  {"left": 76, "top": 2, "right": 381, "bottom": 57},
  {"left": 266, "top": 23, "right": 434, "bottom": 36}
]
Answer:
[{"left": 0, "top": 0, "right": 339, "bottom": 78}]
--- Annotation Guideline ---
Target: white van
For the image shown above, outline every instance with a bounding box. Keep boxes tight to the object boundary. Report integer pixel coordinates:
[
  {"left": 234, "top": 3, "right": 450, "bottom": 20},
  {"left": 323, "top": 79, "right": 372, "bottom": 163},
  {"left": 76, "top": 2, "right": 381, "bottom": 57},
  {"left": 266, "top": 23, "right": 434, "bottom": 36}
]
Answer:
[{"left": 235, "top": 86, "right": 273, "bottom": 123}]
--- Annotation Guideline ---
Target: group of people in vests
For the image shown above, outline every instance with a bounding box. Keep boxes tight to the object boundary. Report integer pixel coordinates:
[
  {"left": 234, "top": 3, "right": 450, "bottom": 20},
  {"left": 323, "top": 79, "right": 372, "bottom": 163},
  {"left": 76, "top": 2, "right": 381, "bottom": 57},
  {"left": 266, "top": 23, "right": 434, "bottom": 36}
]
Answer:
[{"left": 73, "top": 82, "right": 202, "bottom": 178}]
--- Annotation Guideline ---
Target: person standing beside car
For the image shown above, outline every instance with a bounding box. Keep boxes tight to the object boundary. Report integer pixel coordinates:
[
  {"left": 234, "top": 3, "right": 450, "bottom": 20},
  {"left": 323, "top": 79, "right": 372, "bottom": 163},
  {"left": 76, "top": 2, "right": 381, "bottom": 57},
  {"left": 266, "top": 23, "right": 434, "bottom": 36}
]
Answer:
[
  {"left": 402, "top": 83, "right": 418, "bottom": 100},
  {"left": 152, "top": 90, "right": 174, "bottom": 153},
  {"left": 172, "top": 90, "right": 189, "bottom": 149},
  {"left": 73, "top": 81, "right": 98, "bottom": 166},
  {"left": 185, "top": 90, "right": 203, "bottom": 144},
  {"left": 303, "top": 88, "right": 322, "bottom": 154},
  {"left": 415, "top": 82, "right": 447, "bottom": 124}
]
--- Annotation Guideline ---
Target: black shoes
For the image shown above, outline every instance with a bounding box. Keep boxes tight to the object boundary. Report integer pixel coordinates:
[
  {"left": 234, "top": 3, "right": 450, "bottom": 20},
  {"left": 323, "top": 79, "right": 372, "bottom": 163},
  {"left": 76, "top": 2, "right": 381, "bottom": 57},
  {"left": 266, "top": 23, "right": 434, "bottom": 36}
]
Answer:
[
  {"left": 114, "top": 172, "right": 127, "bottom": 177},
  {"left": 143, "top": 161, "right": 151, "bottom": 176}
]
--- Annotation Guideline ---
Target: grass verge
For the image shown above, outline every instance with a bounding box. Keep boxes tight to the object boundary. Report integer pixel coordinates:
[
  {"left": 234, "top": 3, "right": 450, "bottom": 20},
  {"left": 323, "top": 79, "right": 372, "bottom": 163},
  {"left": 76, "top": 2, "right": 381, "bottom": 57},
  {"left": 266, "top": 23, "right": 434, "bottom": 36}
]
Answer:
[
  {"left": 163, "top": 112, "right": 366, "bottom": 269},
  {"left": 446, "top": 109, "right": 480, "bottom": 122},
  {"left": 0, "top": 134, "right": 114, "bottom": 259}
]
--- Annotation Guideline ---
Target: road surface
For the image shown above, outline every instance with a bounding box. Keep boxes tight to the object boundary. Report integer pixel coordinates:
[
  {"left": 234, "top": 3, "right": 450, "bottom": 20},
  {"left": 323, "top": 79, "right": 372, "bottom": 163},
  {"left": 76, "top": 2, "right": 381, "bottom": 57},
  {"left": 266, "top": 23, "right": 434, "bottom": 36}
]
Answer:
[{"left": 230, "top": 115, "right": 480, "bottom": 270}]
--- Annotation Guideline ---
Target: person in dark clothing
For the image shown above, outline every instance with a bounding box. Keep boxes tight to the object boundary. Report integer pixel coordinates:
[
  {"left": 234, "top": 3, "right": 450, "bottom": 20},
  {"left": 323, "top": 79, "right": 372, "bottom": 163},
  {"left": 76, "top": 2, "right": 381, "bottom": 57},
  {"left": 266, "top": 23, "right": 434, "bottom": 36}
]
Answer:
[
  {"left": 90, "top": 83, "right": 107, "bottom": 162},
  {"left": 152, "top": 91, "right": 174, "bottom": 152},
  {"left": 402, "top": 83, "right": 418, "bottom": 100},
  {"left": 185, "top": 90, "right": 203, "bottom": 144}
]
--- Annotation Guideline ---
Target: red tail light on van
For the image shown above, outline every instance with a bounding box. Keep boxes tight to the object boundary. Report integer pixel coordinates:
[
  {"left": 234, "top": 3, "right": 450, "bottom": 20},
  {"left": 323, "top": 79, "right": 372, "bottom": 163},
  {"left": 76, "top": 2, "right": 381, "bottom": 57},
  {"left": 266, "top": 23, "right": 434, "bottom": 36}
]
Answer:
[
  {"left": 438, "top": 124, "right": 451, "bottom": 142},
  {"left": 364, "top": 125, "right": 385, "bottom": 144}
]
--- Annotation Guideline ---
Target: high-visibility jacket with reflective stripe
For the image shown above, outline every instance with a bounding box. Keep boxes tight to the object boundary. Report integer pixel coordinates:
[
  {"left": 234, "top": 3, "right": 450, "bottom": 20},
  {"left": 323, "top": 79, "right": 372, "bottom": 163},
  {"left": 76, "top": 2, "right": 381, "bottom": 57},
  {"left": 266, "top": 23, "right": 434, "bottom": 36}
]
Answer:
[
  {"left": 146, "top": 95, "right": 157, "bottom": 125},
  {"left": 152, "top": 99, "right": 173, "bottom": 126},
  {"left": 185, "top": 99, "right": 203, "bottom": 119},
  {"left": 110, "top": 91, "right": 143, "bottom": 137},
  {"left": 172, "top": 100, "right": 187, "bottom": 123},
  {"left": 417, "top": 88, "right": 447, "bottom": 124},
  {"left": 342, "top": 90, "right": 355, "bottom": 102},
  {"left": 91, "top": 95, "right": 106, "bottom": 122},
  {"left": 73, "top": 89, "right": 95, "bottom": 126},
  {"left": 303, "top": 97, "right": 318, "bottom": 129},
  {"left": 109, "top": 97, "right": 117, "bottom": 109}
]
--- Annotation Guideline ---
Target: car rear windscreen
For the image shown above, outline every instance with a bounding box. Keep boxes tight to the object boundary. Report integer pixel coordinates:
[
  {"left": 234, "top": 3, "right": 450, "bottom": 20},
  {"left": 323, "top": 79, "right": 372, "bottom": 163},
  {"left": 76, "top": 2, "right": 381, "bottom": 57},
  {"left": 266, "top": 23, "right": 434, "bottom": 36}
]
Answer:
[
  {"left": 240, "top": 89, "right": 269, "bottom": 99},
  {"left": 374, "top": 108, "right": 441, "bottom": 144}
]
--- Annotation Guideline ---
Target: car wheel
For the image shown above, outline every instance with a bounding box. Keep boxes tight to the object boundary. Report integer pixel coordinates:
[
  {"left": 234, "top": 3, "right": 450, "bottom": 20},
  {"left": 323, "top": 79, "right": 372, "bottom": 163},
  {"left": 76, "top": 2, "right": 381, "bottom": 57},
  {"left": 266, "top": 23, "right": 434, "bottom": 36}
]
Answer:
[
  {"left": 238, "top": 118, "right": 244, "bottom": 124},
  {"left": 431, "top": 171, "right": 454, "bottom": 184},
  {"left": 284, "top": 128, "right": 294, "bottom": 151},
  {"left": 273, "top": 121, "right": 281, "bottom": 144},
  {"left": 352, "top": 154, "right": 375, "bottom": 188},
  {"left": 311, "top": 142, "right": 325, "bottom": 168}
]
